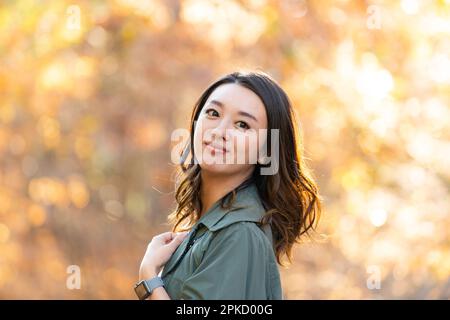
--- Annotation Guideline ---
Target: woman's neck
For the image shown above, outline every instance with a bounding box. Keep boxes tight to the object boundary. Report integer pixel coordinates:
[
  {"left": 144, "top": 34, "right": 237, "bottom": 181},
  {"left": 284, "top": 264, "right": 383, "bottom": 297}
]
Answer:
[{"left": 199, "top": 168, "right": 253, "bottom": 218}]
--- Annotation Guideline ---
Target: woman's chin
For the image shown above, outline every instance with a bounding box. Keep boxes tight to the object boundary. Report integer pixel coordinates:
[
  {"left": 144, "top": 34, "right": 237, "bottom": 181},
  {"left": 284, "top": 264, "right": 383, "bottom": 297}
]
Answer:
[
  {"left": 199, "top": 163, "right": 234, "bottom": 175},
  {"left": 199, "top": 162, "right": 254, "bottom": 178}
]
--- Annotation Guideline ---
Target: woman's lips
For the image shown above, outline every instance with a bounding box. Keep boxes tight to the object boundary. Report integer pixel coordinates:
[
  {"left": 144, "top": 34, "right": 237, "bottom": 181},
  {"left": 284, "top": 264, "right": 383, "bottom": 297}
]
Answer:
[{"left": 204, "top": 142, "right": 228, "bottom": 154}]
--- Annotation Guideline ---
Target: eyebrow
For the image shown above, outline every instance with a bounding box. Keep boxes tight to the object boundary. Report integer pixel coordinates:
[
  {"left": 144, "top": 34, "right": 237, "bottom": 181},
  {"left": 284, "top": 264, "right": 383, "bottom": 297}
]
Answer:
[{"left": 208, "top": 99, "right": 258, "bottom": 123}]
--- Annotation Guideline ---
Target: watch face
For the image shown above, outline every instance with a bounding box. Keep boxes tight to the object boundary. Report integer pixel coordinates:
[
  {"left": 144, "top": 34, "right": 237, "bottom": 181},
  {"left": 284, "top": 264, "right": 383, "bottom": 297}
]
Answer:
[{"left": 134, "top": 281, "right": 149, "bottom": 300}]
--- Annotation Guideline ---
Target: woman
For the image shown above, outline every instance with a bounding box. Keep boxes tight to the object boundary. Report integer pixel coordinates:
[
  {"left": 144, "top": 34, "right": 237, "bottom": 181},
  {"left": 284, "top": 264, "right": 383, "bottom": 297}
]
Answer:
[{"left": 135, "top": 71, "right": 322, "bottom": 300}]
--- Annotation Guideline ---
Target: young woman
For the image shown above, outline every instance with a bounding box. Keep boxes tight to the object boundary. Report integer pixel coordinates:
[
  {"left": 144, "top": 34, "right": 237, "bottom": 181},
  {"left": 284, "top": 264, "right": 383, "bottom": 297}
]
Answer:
[{"left": 135, "top": 71, "right": 322, "bottom": 300}]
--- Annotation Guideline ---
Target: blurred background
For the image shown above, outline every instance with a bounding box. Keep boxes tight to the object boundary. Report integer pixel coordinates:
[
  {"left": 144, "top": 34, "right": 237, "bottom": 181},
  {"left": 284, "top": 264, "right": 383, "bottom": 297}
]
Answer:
[{"left": 0, "top": 0, "right": 449, "bottom": 299}]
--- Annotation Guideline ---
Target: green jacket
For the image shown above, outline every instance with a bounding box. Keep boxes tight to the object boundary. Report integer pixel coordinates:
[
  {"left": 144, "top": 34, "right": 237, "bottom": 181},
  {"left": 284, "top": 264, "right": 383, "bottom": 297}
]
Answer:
[{"left": 161, "top": 182, "right": 283, "bottom": 300}]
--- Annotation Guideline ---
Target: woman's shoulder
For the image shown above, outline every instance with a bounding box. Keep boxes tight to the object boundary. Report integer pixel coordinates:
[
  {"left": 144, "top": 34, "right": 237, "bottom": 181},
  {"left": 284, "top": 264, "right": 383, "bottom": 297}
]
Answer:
[{"left": 212, "top": 220, "right": 274, "bottom": 253}]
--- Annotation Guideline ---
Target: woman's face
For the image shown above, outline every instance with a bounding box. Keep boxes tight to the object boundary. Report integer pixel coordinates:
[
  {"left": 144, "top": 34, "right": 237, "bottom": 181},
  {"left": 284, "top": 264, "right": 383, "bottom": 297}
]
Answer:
[{"left": 193, "top": 83, "right": 268, "bottom": 176}]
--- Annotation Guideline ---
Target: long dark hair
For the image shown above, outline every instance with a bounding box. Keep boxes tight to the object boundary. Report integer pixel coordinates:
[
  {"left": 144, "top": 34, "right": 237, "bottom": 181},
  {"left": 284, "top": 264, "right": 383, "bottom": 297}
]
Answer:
[{"left": 168, "top": 70, "right": 322, "bottom": 266}]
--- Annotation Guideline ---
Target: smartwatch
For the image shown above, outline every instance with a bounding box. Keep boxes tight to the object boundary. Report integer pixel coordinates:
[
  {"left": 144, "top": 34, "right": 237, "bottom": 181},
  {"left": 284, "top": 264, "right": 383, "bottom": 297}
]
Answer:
[{"left": 134, "top": 276, "right": 165, "bottom": 300}]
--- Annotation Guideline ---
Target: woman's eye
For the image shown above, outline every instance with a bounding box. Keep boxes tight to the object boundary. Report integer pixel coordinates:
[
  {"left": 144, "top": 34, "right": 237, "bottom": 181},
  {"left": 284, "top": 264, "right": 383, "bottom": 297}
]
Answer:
[
  {"left": 205, "top": 108, "right": 219, "bottom": 117},
  {"left": 236, "top": 121, "right": 249, "bottom": 130}
]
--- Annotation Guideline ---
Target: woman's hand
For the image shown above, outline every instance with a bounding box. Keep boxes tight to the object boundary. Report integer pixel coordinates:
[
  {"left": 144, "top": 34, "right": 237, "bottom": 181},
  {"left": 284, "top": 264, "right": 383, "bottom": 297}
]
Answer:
[{"left": 139, "top": 231, "right": 189, "bottom": 281}]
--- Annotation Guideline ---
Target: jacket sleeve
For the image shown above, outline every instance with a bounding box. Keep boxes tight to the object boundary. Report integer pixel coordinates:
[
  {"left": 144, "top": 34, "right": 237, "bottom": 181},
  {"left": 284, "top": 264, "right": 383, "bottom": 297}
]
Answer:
[{"left": 179, "top": 222, "right": 269, "bottom": 300}]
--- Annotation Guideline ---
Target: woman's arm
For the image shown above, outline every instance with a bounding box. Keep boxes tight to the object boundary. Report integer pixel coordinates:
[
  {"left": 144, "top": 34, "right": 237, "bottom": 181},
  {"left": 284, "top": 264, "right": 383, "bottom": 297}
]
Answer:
[
  {"left": 147, "top": 287, "right": 170, "bottom": 300},
  {"left": 138, "top": 231, "right": 188, "bottom": 300}
]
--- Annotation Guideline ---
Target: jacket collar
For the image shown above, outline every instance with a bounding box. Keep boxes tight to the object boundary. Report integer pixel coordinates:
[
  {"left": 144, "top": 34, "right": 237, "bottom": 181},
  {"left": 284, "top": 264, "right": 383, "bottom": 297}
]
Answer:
[{"left": 193, "top": 182, "right": 266, "bottom": 232}]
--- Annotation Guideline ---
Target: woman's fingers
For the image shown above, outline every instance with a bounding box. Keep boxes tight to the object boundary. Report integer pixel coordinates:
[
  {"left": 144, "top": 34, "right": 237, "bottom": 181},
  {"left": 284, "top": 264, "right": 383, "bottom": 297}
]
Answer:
[
  {"left": 152, "top": 231, "right": 189, "bottom": 245},
  {"left": 152, "top": 231, "right": 174, "bottom": 244},
  {"left": 140, "top": 231, "right": 190, "bottom": 277},
  {"left": 165, "top": 232, "right": 189, "bottom": 251}
]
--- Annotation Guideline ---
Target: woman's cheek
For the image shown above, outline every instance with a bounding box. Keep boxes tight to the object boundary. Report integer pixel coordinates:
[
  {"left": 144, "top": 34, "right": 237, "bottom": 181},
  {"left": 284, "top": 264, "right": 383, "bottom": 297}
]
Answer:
[
  {"left": 246, "top": 132, "right": 260, "bottom": 165},
  {"left": 230, "top": 133, "right": 250, "bottom": 165}
]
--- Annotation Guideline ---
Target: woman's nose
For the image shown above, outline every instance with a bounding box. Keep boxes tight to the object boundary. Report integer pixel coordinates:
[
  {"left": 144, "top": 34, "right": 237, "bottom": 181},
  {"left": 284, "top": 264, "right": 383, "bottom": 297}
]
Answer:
[{"left": 210, "top": 121, "right": 231, "bottom": 141}]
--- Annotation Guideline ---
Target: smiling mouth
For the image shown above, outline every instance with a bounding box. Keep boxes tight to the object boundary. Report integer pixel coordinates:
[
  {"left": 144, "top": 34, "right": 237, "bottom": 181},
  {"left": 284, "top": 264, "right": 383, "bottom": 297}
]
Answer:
[{"left": 204, "top": 142, "right": 228, "bottom": 154}]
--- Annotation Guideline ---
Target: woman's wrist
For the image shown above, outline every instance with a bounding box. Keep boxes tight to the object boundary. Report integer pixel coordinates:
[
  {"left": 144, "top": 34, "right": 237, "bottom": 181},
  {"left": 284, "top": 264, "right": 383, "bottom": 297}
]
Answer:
[{"left": 139, "top": 265, "right": 160, "bottom": 281}]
